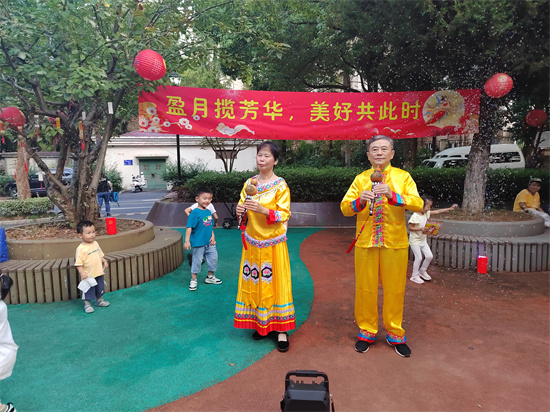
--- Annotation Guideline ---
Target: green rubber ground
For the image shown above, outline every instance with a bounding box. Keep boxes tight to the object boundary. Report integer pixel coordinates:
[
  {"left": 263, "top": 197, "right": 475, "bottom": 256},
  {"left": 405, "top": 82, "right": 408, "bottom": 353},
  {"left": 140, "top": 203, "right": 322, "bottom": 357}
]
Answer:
[{"left": 1, "top": 228, "right": 319, "bottom": 411}]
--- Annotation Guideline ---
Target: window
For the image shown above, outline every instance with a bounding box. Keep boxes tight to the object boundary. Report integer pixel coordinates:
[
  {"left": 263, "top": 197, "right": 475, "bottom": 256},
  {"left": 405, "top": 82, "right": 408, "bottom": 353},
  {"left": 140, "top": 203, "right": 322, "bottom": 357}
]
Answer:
[
  {"left": 443, "top": 159, "right": 468, "bottom": 168},
  {"left": 489, "top": 152, "right": 521, "bottom": 163}
]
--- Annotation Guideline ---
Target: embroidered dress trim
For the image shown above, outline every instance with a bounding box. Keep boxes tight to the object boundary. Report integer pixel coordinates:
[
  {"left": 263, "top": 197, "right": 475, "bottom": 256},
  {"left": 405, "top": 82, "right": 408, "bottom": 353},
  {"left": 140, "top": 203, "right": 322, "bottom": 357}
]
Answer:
[
  {"left": 244, "top": 231, "right": 287, "bottom": 248},
  {"left": 234, "top": 301, "right": 296, "bottom": 333},
  {"left": 388, "top": 191, "right": 405, "bottom": 206},
  {"left": 266, "top": 209, "right": 283, "bottom": 224},
  {"left": 358, "top": 330, "right": 376, "bottom": 343},
  {"left": 387, "top": 331, "right": 407, "bottom": 344},
  {"left": 371, "top": 200, "right": 386, "bottom": 247},
  {"left": 371, "top": 174, "right": 387, "bottom": 247},
  {"left": 255, "top": 176, "right": 284, "bottom": 193},
  {"left": 242, "top": 260, "right": 260, "bottom": 284},
  {"left": 351, "top": 198, "right": 365, "bottom": 213}
]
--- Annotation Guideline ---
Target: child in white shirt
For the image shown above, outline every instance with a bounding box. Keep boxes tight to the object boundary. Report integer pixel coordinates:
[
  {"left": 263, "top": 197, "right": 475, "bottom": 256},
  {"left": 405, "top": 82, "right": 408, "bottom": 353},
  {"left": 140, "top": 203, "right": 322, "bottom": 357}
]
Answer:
[
  {"left": 0, "top": 271, "right": 17, "bottom": 412},
  {"left": 408, "top": 196, "right": 458, "bottom": 284}
]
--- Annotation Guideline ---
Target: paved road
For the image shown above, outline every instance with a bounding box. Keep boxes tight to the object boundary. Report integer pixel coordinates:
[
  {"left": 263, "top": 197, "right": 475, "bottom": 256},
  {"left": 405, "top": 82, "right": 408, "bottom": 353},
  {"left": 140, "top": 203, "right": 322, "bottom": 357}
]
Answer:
[{"left": 99, "top": 189, "right": 168, "bottom": 219}]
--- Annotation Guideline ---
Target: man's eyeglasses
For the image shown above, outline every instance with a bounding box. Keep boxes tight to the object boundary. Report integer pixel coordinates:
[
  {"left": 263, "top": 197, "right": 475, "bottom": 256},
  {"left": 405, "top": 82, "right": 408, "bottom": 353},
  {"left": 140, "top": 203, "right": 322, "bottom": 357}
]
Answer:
[{"left": 369, "top": 147, "right": 392, "bottom": 154}]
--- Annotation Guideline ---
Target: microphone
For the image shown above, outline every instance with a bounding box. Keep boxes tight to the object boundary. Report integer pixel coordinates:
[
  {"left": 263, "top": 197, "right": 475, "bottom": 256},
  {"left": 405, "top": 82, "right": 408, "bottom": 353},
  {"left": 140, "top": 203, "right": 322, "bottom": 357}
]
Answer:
[{"left": 369, "top": 165, "right": 383, "bottom": 216}]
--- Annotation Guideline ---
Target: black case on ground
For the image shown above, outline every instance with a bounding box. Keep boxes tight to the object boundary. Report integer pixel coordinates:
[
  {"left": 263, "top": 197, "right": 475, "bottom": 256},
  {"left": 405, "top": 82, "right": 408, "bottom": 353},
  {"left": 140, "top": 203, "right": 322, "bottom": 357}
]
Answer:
[{"left": 280, "top": 370, "right": 334, "bottom": 412}]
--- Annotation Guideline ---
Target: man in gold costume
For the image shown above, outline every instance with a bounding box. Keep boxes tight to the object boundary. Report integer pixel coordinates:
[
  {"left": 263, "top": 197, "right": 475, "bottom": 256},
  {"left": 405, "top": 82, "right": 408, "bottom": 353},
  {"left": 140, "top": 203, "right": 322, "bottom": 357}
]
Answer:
[{"left": 341, "top": 135, "right": 423, "bottom": 357}]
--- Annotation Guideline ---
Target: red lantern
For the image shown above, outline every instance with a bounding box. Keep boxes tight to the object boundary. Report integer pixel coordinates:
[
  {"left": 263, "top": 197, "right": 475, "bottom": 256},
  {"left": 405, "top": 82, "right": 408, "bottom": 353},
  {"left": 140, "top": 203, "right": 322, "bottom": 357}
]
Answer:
[
  {"left": 0, "top": 107, "right": 26, "bottom": 127},
  {"left": 484, "top": 73, "right": 513, "bottom": 98},
  {"left": 134, "top": 49, "right": 166, "bottom": 81},
  {"left": 526, "top": 109, "right": 547, "bottom": 127}
]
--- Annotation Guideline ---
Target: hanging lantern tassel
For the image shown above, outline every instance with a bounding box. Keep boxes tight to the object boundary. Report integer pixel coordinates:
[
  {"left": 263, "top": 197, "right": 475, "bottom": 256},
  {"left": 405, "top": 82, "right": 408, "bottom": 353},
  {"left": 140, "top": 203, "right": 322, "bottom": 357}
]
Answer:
[
  {"left": 55, "top": 117, "right": 61, "bottom": 145},
  {"left": 0, "top": 121, "right": 4, "bottom": 144},
  {"left": 79, "top": 121, "right": 85, "bottom": 150}
]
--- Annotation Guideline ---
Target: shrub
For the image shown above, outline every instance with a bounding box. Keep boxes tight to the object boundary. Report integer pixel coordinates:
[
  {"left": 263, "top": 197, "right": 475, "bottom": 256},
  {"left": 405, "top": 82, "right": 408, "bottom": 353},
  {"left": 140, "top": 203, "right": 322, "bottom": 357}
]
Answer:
[
  {"left": 0, "top": 174, "right": 13, "bottom": 193},
  {"left": 162, "top": 160, "right": 208, "bottom": 186},
  {"left": 185, "top": 166, "right": 550, "bottom": 207},
  {"left": 0, "top": 197, "right": 53, "bottom": 217},
  {"left": 104, "top": 165, "right": 123, "bottom": 192}
]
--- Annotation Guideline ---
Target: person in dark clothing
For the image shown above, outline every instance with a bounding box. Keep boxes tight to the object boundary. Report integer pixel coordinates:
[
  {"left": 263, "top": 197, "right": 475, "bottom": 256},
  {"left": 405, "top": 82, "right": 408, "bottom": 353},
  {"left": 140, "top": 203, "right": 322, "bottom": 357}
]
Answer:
[{"left": 97, "top": 175, "right": 113, "bottom": 217}]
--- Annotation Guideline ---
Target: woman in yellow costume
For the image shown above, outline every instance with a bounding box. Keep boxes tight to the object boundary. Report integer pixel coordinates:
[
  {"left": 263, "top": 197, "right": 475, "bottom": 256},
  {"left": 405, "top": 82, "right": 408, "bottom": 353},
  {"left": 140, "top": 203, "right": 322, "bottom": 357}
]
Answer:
[
  {"left": 341, "top": 135, "right": 424, "bottom": 357},
  {"left": 234, "top": 141, "right": 293, "bottom": 352}
]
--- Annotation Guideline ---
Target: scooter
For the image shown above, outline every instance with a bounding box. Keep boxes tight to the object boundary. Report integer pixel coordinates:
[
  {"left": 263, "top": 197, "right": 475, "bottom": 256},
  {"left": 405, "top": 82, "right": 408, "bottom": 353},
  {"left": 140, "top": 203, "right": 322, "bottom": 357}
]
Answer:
[{"left": 131, "top": 173, "right": 147, "bottom": 192}]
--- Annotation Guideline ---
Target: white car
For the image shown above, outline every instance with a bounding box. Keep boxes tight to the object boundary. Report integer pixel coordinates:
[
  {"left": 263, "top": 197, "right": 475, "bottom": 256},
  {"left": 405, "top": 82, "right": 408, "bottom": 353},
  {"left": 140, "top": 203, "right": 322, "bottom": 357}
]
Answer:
[{"left": 421, "top": 143, "right": 525, "bottom": 169}]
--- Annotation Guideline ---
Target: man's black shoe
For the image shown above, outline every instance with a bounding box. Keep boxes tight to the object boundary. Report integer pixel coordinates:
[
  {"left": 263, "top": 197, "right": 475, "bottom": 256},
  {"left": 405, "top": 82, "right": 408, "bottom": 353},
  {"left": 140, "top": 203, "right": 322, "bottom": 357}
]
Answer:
[
  {"left": 386, "top": 338, "right": 411, "bottom": 357},
  {"left": 355, "top": 340, "right": 371, "bottom": 353}
]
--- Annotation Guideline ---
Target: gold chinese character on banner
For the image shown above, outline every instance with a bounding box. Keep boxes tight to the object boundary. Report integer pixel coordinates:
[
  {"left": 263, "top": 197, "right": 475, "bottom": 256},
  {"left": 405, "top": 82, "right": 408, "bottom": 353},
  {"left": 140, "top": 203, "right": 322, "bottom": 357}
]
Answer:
[
  {"left": 166, "top": 96, "right": 187, "bottom": 116},
  {"left": 215, "top": 99, "right": 236, "bottom": 119},
  {"left": 263, "top": 101, "right": 283, "bottom": 120}
]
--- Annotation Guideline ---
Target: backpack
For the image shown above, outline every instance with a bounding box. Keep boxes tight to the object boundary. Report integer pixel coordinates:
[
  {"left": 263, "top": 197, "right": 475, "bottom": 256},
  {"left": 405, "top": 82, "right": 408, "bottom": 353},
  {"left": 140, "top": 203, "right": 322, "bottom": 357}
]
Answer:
[{"left": 98, "top": 179, "right": 109, "bottom": 193}]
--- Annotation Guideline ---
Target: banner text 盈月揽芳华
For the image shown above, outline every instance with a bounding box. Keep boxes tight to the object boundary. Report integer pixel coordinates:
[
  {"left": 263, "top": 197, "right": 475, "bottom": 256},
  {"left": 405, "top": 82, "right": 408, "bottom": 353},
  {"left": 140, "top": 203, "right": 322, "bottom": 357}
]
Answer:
[{"left": 139, "top": 86, "right": 480, "bottom": 140}]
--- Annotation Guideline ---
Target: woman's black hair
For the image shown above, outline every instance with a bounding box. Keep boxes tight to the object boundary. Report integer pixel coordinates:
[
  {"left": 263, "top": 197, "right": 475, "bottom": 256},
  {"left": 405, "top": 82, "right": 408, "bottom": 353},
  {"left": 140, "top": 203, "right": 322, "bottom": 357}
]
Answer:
[
  {"left": 257, "top": 140, "right": 280, "bottom": 162},
  {"left": 0, "top": 272, "right": 13, "bottom": 301}
]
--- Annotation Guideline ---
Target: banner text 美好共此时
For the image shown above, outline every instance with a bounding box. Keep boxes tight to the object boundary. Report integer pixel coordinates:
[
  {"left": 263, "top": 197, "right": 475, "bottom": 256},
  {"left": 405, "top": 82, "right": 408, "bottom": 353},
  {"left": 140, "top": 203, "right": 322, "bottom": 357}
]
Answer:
[{"left": 138, "top": 86, "right": 480, "bottom": 140}]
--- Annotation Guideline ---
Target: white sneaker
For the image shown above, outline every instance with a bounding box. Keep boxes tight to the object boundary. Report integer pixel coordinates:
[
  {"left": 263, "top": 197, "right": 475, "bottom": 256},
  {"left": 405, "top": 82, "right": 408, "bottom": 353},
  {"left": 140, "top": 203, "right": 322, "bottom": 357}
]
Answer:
[
  {"left": 419, "top": 271, "right": 432, "bottom": 281},
  {"left": 189, "top": 279, "right": 197, "bottom": 291},
  {"left": 205, "top": 276, "right": 222, "bottom": 285},
  {"left": 410, "top": 275, "right": 424, "bottom": 284}
]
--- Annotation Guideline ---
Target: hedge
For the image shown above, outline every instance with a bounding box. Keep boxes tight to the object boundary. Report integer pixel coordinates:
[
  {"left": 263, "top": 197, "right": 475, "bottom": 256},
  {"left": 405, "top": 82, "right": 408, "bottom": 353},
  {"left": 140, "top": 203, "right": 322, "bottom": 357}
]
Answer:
[
  {"left": 185, "top": 167, "right": 550, "bottom": 207},
  {"left": 0, "top": 197, "right": 54, "bottom": 217}
]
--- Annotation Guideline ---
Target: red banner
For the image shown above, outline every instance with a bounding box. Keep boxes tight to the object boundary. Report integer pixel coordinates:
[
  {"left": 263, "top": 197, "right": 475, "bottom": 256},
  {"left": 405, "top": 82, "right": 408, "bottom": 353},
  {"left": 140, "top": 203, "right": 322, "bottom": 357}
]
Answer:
[{"left": 139, "top": 86, "right": 480, "bottom": 140}]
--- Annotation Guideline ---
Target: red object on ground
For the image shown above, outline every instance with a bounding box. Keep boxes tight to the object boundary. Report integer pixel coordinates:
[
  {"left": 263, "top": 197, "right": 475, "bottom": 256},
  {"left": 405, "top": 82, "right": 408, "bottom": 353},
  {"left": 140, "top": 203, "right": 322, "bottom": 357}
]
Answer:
[
  {"left": 134, "top": 49, "right": 166, "bottom": 81},
  {"left": 525, "top": 109, "right": 548, "bottom": 127},
  {"left": 477, "top": 255, "right": 488, "bottom": 274},
  {"left": 0, "top": 107, "right": 26, "bottom": 127},
  {"left": 106, "top": 217, "right": 117, "bottom": 235},
  {"left": 484, "top": 73, "right": 513, "bottom": 98}
]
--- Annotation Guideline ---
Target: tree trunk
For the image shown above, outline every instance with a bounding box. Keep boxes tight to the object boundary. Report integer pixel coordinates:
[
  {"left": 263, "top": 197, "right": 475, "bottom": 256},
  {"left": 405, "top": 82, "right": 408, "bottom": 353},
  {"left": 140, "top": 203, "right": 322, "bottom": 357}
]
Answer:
[
  {"left": 402, "top": 138, "right": 417, "bottom": 169},
  {"left": 526, "top": 128, "right": 543, "bottom": 168},
  {"left": 522, "top": 126, "right": 538, "bottom": 168},
  {"left": 462, "top": 96, "right": 497, "bottom": 214},
  {"left": 15, "top": 137, "right": 31, "bottom": 199}
]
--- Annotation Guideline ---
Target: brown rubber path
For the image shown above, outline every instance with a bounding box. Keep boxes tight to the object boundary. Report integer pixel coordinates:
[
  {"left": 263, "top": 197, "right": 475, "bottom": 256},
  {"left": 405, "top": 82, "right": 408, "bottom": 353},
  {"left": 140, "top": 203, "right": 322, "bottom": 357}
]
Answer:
[{"left": 152, "top": 228, "right": 549, "bottom": 412}]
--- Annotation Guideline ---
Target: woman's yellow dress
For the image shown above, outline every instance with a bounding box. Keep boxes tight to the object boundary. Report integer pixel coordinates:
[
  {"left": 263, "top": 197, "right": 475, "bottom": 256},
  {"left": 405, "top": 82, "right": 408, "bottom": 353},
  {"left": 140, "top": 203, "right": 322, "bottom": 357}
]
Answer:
[{"left": 233, "top": 176, "right": 294, "bottom": 335}]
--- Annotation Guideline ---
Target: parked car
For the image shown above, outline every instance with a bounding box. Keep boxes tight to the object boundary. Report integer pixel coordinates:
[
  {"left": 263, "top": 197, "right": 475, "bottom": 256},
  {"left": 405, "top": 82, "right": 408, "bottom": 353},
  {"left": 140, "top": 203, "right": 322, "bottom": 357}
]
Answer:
[
  {"left": 421, "top": 144, "right": 525, "bottom": 169},
  {"left": 52, "top": 168, "right": 73, "bottom": 184},
  {"left": 4, "top": 168, "right": 73, "bottom": 198}
]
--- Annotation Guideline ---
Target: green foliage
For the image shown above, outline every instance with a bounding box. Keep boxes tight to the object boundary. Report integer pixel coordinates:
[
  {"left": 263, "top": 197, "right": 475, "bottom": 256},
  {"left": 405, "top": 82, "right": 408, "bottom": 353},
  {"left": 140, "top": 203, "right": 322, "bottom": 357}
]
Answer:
[
  {"left": 0, "top": 0, "right": 218, "bottom": 220},
  {"left": 408, "top": 168, "right": 467, "bottom": 203},
  {"left": 0, "top": 198, "right": 53, "bottom": 217},
  {"left": 184, "top": 166, "right": 550, "bottom": 206},
  {"left": 415, "top": 147, "right": 434, "bottom": 167},
  {"left": 0, "top": 174, "right": 13, "bottom": 192},
  {"left": 103, "top": 165, "right": 123, "bottom": 192},
  {"left": 162, "top": 160, "right": 208, "bottom": 185},
  {"left": 409, "top": 168, "right": 550, "bottom": 206},
  {"left": 278, "top": 167, "right": 363, "bottom": 202},
  {"left": 186, "top": 171, "right": 252, "bottom": 203}
]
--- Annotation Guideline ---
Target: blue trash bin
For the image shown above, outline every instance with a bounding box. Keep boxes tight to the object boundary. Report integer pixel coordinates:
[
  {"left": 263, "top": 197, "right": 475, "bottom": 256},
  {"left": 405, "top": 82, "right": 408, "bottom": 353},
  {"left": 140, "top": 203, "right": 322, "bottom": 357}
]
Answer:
[{"left": 0, "top": 228, "right": 8, "bottom": 262}]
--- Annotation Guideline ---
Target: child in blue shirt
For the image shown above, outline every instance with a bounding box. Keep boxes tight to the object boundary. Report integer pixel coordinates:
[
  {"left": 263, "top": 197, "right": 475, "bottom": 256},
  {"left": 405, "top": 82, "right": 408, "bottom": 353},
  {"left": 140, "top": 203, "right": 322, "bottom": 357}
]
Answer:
[{"left": 184, "top": 187, "right": 221, "bottom": 291}]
